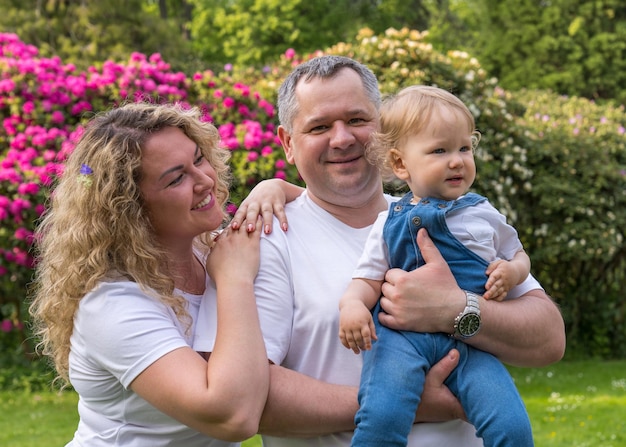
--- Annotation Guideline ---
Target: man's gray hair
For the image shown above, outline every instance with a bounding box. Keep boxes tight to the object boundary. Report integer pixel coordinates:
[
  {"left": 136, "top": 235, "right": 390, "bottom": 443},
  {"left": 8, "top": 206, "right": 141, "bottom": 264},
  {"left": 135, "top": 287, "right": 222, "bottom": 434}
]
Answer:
[{"left": 277, "top": 55, "right": 381, "bottom": 132}]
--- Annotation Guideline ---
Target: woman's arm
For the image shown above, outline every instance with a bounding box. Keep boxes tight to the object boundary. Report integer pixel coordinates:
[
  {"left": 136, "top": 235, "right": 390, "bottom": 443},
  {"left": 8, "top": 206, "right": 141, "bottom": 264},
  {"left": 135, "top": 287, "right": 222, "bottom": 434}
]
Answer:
[
  {"left": 131, "top": 220, "right": 269, "bottom": 441},
  {"left": 378, "top": 229, "right": 565, "bottom": 367},
  {"left": 231, "top": 179, "right": 304, "bottom": 234}
]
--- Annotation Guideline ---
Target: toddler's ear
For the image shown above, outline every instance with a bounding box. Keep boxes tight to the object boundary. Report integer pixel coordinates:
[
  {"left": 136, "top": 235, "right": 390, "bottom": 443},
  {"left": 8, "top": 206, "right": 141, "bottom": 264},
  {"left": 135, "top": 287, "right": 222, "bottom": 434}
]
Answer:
[{"left": 390, "top": 148, "right": 409, "bottom": 180}]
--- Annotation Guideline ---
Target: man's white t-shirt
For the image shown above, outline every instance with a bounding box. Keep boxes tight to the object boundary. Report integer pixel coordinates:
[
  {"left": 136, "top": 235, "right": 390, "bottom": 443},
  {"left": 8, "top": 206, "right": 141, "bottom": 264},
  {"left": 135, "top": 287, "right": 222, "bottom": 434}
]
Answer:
[
  {"left": 196, "top": 191, "right": 530, "bottom": 446},
  {"left": 68, "top": 272, "right": 235, "bottom": 447}
]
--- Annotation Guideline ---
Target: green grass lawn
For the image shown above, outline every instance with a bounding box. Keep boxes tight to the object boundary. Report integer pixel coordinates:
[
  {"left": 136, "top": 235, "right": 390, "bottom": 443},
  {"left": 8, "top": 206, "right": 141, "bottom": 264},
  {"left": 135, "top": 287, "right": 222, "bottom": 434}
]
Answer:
[
  {"left": 1, "top": 360, "right": 624, "bottom": 447},
  {"left": 509, "top": 360, "right": 626, "bottom": 447}
]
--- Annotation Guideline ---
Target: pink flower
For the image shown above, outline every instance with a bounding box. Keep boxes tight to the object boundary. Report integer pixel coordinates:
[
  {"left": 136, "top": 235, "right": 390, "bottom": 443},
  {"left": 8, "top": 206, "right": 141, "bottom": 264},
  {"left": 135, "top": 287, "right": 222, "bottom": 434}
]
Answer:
[
  {"left": 17, "top": 182, "right": 39, "bottom": 195},
  {"left": 274, "top": 170, "right": 287, "bottom": 180},
  {"left": 223, "top": 97, "right": 235, "bottom": 109},
  {"left": 247, "top": 152, "right": 259, "bottom": 162},
  {"left": 14, "top": 227, "right": 33, "bottom": 243},
  {"left": 226, "top": 203, "right": 238, "bottom": 215},
  {"left": 9, "top": 198, "right": 31, "bottom": 215},
  {"left": 285, "top": 48, "right": 296, "bottom": 60},
  {"left": 218, "top": 123, "right": 236, "bottom": 139},
  {"left": 234, "top": 82, "right": 250, "bottom": 96},
  {"left": 1, "top": 320, "right": 12, "bottom": 333},
  {"left": 0, "top": 78, "right": 15, "bottom": 93}
]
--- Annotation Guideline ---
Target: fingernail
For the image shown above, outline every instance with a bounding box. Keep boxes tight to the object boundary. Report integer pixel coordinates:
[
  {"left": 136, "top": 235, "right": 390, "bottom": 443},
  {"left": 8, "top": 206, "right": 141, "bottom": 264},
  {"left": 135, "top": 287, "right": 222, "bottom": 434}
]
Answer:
[
  {"left": 282, "top": 222, "right": 288, "bottom": 231},
  {"left": 265, "top": 224, "right": 270, "bottom": 234},
  {"left": 247, "top": 223, "right": 254, "bottom": 232}
]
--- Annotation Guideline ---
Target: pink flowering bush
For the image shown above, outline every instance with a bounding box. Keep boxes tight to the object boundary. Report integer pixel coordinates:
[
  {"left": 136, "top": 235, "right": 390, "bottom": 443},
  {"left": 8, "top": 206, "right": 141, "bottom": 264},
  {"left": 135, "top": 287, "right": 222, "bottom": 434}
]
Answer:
[{"left": 0, "top": 33, "right": 299, "bottom": 355}]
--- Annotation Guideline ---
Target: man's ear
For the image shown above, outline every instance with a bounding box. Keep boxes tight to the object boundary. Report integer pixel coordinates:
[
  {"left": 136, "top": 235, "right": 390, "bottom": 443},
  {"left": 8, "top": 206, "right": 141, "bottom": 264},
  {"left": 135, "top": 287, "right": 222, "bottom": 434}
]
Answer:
[
  {"left": 390, "top": 148, "right": 409, "bottom": 180},
  {"left": 277, "top": 126, "right": 296, "bottom": 164}
]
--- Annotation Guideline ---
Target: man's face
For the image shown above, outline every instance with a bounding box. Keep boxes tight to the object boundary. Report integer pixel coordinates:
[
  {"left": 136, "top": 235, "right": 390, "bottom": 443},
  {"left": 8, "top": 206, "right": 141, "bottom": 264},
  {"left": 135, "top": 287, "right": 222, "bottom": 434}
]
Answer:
[{"left": 277, "top": 68, "right": 380, "bottom": 208}]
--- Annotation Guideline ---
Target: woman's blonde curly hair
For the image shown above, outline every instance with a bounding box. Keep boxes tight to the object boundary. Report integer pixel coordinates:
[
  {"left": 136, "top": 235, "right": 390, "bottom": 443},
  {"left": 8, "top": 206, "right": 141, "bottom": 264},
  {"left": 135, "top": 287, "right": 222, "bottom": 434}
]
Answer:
[
  {"left": 366, "top": 85, "right": 481, "bottom": 184},
  {"left": 29, "top": 102, "right": 231, "bottom": 385}
]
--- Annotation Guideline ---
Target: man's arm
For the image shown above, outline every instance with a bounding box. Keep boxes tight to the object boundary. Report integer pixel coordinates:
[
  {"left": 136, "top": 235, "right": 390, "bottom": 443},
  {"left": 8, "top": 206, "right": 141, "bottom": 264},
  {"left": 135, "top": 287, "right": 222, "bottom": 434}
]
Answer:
[
  {"left": 378, "top": 229, "right": 565, "bottom": 367},
  {"left": 473, "top": 288, "right": 564, "bottom": 366},
  {"left": 259, "top": 351, "right": 466, "bottom": 437},
  {"left": 259, "top": 365, "right": 357, "bottom": 437}
]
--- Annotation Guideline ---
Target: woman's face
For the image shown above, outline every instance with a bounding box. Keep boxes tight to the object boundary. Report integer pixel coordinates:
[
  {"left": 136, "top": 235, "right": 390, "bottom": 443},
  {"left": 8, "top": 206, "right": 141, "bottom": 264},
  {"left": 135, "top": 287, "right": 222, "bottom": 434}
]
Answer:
[{"left": 139, "top": 126, "right": 224, "bottom": 247}]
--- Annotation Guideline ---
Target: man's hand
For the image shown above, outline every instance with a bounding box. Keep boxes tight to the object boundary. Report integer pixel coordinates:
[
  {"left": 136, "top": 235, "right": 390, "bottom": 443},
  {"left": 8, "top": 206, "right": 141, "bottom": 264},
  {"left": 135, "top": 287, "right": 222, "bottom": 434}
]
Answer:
[
  {"left": 378, "top": 228, "right": 465, "bottom": 333},
  {"left": 415, "top": 349, "right": 467, "bottom": 422}
]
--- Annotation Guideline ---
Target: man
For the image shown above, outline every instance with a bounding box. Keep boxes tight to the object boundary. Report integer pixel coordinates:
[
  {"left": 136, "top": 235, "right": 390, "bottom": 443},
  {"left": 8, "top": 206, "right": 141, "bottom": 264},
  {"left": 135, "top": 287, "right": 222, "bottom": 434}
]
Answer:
[{"left": 198, "top": 55, "right": 565, "bottom": 446}]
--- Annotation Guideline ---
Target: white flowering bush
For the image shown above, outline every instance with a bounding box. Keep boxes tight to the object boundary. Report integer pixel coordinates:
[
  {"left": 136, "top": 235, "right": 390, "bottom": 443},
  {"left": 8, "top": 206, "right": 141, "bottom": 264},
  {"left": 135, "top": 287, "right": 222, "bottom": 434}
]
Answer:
[{"left": 514, "top": 90, "right": 626, "bottom": 357}]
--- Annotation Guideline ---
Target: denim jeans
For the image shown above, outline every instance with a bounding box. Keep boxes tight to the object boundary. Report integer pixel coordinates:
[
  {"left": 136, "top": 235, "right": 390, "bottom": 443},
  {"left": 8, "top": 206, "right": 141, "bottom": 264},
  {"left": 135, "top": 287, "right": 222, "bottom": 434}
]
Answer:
[{"left": 351, "top": 303, "right": 533, "bottom": 447}]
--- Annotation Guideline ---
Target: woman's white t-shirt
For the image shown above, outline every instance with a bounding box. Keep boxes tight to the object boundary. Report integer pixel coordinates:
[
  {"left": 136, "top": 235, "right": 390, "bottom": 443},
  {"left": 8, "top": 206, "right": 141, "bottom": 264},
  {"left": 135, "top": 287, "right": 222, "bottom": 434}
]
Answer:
[{"left": 67, "top": 273, "right": 235, "bottom": 447}]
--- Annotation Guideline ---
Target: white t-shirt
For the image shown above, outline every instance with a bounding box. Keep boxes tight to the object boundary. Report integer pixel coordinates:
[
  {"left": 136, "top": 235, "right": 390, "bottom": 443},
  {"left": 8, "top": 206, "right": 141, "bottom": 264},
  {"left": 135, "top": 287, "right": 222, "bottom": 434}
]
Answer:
[
  {"left": 195, "top": 192, "right": 492, "bottom": 447},
  {"left": 67, "top": 271, "right": 236, "bottom": 447},
  {"left": 355, "top": 199, "right": 541, "bottom": 300}
]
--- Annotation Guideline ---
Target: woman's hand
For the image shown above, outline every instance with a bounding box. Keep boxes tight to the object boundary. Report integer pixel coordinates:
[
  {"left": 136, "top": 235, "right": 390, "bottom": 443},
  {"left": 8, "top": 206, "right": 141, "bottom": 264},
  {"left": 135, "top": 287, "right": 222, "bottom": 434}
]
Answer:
[
  {"left": 230, "top": 179, "right": 304, "bottom": 234},
  {"left": 207, "top": 217, "right": 263, "bottom": 284}
]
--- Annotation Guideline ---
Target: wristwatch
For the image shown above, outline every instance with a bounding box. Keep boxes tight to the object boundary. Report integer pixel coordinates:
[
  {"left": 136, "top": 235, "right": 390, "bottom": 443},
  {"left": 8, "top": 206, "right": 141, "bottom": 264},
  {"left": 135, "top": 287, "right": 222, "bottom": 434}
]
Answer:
[{"left": 453, "top": 291, "right": 482, "bottom": 339}]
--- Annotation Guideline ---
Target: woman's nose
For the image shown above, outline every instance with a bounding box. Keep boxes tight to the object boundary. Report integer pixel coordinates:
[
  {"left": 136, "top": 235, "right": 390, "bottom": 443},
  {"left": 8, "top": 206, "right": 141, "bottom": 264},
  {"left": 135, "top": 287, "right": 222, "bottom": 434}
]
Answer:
[{"left": 193, "top": 168, "right": 214, "bottom": 191}]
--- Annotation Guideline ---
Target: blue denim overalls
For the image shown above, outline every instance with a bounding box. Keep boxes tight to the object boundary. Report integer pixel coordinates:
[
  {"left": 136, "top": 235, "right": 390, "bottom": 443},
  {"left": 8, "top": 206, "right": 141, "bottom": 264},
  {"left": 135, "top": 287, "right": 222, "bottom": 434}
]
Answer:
[{"left": 352, "top": 192, "right": 533, "bottom": 447}]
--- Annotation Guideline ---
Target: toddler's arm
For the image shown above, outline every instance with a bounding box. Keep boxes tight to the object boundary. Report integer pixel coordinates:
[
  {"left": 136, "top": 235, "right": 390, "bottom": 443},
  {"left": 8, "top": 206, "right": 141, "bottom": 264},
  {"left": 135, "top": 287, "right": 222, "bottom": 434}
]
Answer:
[
  {"left": 484, "top": 249, "right": 531, "bottom": 301},
  {"left": 339, "top": 278, "right": 381, "bottom": 354}
]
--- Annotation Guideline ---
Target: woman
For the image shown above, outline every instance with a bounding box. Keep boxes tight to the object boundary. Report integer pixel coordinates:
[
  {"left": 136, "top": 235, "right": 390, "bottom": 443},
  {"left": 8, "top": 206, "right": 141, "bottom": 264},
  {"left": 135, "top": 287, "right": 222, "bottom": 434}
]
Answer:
[{"left": 29, "top": 102, "right": 269, "bottom": 446}]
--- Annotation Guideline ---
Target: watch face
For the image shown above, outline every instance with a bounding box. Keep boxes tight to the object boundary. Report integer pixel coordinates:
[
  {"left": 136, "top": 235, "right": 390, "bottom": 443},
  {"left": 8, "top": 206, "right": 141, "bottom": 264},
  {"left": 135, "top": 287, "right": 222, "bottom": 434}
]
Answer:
[{"left": 459, "top": 314, "right": 481, "bottom": 336}]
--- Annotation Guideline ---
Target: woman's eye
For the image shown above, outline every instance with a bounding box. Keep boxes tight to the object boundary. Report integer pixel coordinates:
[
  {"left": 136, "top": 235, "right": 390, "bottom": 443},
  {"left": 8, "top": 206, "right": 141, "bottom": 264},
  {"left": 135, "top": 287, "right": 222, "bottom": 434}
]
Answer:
[
  {"left": 194, "top": 155, "right": 204, "bottom": 165},
  {"left": 168, "top": 175, "right": 183, "bottom": 187}
]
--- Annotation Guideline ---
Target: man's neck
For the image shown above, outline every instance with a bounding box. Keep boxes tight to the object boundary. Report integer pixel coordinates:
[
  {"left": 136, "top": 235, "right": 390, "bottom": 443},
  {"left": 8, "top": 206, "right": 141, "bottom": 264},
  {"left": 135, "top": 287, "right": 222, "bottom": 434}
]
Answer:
[{"left": 307, "top": 188, "right": 388, "bottom": 229}]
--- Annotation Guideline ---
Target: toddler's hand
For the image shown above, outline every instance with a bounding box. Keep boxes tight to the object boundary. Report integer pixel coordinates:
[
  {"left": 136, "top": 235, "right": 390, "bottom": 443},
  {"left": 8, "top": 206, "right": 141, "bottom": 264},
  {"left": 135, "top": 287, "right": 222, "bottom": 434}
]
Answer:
[{"left": 339, "top": 302, "right": 377, "bottom": 354}]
